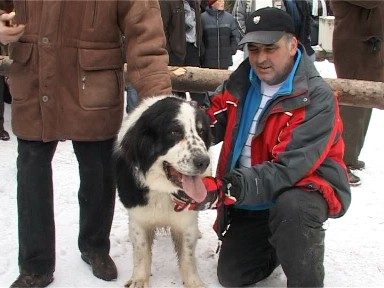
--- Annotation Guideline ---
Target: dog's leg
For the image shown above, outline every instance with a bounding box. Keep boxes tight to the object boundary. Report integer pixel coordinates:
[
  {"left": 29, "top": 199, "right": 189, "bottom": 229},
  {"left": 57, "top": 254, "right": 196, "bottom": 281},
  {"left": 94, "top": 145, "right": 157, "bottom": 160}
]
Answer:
[
  {"left": 126, "top": 220, "right": 154, "bottom": 288},
  {"left": 171, "top": 220, "right": 205, "bottom": 288}
]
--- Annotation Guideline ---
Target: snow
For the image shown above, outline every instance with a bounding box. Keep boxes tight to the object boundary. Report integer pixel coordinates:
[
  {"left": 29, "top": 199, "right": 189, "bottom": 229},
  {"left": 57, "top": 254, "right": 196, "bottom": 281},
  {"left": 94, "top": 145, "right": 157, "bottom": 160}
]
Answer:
[{"left": 1, "top": 53, "right": 384, "bottom": 287}]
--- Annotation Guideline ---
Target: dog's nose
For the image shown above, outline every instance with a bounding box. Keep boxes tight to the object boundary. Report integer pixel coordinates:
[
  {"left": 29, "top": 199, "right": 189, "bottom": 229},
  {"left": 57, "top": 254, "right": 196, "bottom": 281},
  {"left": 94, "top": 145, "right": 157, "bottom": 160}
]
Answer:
[{"left": 193, "top": 154, "right": 210, "bottom": 172}]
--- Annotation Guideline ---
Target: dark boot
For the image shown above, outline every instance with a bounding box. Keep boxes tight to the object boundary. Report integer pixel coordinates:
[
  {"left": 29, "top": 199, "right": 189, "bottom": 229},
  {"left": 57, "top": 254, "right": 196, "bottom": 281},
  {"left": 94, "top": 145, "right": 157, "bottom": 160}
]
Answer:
[
  {"left": 348, "top": 169, "right": 361, "bottom": 187},
  {"left": 10, "top": 273, "right": 54, "bottom": 288},
  {"left": 0, "top": 129, "right": 10, "bottom": 141},
  {"left": 81, "top": 253, "right": 117, "bottom": 281},
  {"left": 348, "top": 160, "right": 365, "bottom": 171}
]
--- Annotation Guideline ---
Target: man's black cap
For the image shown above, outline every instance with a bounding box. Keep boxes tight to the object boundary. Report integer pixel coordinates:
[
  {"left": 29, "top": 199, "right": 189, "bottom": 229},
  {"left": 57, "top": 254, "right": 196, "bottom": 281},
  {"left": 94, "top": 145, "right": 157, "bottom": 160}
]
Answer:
[{"left": 239, "top": 7, "right": 295, "bottom": 45}]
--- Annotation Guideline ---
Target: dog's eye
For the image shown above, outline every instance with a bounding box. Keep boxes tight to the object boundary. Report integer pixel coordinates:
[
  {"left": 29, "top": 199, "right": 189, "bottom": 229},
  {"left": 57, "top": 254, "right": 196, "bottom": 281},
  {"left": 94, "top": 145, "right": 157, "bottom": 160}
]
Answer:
[
  {"left": 170, "top": 127, "right": 184, "bottom": 138},
  {"left": 196, "top": 122, "right": 207, "bottom": 138},
  {"left": 197, "top": 127, "right": 204, "bottom": 138}
]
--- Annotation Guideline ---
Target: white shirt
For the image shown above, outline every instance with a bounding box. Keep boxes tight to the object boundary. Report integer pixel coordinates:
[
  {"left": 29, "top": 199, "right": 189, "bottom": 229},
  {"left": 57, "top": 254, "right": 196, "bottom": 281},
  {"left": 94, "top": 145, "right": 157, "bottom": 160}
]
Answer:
[{"left": 239, "top": 81, "right": 283, "bottom": 168}]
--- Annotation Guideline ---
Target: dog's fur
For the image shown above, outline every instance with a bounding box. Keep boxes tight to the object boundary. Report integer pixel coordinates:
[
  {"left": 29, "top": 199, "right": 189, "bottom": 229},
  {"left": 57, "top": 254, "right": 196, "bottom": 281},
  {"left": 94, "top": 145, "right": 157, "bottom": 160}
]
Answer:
[{"left": 114, "top": 96, "right": 212, "bottom": 288}]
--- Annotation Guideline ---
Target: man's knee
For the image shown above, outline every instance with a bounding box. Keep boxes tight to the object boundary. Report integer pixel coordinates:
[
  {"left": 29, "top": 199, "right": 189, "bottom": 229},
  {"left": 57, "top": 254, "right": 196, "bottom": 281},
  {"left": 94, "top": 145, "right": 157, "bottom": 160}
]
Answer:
[
  {"left": 271, "top": 189, "right": 328, "bottom": 226},
  {"left": 217, "top": 250, "right": 278, "bottom": 287}
]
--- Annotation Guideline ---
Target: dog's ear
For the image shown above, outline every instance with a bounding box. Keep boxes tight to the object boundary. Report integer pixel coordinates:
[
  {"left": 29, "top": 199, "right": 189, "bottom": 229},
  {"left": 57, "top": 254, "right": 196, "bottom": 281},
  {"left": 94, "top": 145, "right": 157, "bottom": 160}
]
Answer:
[
  {"left": 196, "top": 109, "right": 213, "bottom": 149},
  {"left": 114, "top": 150, "right": 149, "bottom": 208},
  {"left": 121, "top": 116, "right": 161, "bottom": 174}
]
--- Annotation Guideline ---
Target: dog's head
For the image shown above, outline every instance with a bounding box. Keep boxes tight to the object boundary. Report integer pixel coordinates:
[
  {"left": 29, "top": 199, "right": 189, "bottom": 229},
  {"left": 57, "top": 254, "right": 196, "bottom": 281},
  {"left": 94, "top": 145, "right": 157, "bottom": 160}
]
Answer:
[{"left": 115, "top": 96, "right": 212, "bottom": 208}]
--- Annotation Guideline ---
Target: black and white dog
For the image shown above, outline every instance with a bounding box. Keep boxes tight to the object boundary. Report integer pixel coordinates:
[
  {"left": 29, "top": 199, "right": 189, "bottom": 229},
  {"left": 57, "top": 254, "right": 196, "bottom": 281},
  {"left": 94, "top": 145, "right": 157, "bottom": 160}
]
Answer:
[{"left": 114, "top": 96, "right": 212, "bottom": 288}]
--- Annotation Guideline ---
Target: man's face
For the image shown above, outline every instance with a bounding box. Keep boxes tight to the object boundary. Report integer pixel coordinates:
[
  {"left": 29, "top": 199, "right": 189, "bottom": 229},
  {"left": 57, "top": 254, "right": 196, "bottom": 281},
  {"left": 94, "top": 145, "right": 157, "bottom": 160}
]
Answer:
[
  {"left": 248, "top": 35, "right": 298, "bottom": 85},
  {"left": 212, "top": 0, "right": 225, "bottom": 10}
]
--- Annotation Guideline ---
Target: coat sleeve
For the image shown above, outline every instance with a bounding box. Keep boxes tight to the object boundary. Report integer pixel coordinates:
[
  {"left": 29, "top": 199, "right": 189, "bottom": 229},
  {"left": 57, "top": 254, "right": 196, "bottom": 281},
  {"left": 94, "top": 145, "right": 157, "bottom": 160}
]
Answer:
[
  {"left": 232, "top": 0, "right": 247, "bottom": 38},
  {"left": 118, "top": 0, "right": 171, "bottom": 98},
  {"left": 230, "top": 16, "right": 240, "bottom": 54},
  {"left": 345, "top": 0, "right": 383, "bottom": 9},
  {"left": 233, "top": 82, "right": 342, "bottom": 207}
]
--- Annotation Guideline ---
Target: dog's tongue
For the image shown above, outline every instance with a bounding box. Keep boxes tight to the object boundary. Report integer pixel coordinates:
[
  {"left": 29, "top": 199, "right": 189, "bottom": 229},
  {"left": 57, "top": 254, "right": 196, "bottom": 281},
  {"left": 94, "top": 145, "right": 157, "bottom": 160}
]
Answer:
[{"left": 182, "top": 175, "right": 207, "bottom": 203}]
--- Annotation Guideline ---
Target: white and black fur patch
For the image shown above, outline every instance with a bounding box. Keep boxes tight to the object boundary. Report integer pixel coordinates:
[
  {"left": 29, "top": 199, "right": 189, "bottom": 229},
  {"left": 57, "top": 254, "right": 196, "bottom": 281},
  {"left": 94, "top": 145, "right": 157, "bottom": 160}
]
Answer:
[{"left": 114, "top": 95, "right": 211, "bottom": 288}]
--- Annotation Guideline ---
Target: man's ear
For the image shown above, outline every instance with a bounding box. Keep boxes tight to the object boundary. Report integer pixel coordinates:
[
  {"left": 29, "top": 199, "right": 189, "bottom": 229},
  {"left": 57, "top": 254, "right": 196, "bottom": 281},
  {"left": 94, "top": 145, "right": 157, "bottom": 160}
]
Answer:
[{"left": 290, "top": 36, "right": 299, "bottom": 56}]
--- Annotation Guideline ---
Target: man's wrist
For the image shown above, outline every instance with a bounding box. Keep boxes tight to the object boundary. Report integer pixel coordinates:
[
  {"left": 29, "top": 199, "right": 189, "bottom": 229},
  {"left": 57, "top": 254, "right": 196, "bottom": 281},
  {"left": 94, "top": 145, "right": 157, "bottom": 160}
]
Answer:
[{"left": 223, "top": 174, "right": 241, "bottom": 201}]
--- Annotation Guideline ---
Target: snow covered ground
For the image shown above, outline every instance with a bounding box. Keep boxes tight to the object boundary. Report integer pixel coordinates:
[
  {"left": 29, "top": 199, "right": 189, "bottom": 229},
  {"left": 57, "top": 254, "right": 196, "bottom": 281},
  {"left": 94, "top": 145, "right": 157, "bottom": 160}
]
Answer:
[{"left": 1, "top": 54, "right": 384, "bottom": 287}]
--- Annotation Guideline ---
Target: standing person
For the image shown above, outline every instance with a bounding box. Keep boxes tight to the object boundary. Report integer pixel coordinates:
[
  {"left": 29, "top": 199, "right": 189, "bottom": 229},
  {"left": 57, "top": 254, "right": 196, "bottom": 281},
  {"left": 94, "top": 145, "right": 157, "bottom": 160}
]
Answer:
[
  {"left": 0, "top": 1, "right": 171, "bottom": 287},
  {"left": 159, "top": 0, "right": 207, "bottom": 107},
  {"left": 172, "top": 8, "right": 351, "bottom": 287},
  {"left": 0, "top": 42, "right": 10, "bottom": 141},
  {"left": 331, "top": 0, "right": 384, "bottom": 186},
  {"left": 281, "top": 0, "right": 316, "bottom": 61},
  {"left": 0, "top": 75, "right": 9, "bottom": 141},
  {"left": 201, "top": 0, "right": 240, "bottom": 69}
]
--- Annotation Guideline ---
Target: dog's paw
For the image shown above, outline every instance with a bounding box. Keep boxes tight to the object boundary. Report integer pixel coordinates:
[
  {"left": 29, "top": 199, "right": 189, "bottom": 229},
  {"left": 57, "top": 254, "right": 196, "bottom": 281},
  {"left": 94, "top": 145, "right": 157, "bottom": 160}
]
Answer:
[{"left": 124, "top": 279, "right": 149, "bottom": 288}]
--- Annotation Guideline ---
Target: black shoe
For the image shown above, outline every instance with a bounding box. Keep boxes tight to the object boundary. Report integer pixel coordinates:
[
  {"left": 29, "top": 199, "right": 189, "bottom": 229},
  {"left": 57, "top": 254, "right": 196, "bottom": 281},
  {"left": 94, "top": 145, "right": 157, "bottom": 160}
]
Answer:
[
  {"left": 0, "top": 129, "right": 10, "bottom": 141},
  {"left": 348, "top": 169, "right": 361, "bottom": 187},
  {"left": 10, "top": 273, "right": 54, "bottom": 288},
  {"left": 81, "top": 253, "right": 117, "bottom": 281},
  {"left": 348, "top": 160, "right": 365, "bottom": 171}
]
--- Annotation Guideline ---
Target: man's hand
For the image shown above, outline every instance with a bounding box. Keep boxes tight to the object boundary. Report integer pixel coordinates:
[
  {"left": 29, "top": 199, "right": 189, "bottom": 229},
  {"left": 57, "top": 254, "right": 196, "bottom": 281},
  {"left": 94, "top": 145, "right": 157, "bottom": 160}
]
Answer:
[
  {"left": 0, "top": 12, "right": 25, "bottom": 45},
  {"left": 171, "top": 176, "right": 238, "bottom": 211}
]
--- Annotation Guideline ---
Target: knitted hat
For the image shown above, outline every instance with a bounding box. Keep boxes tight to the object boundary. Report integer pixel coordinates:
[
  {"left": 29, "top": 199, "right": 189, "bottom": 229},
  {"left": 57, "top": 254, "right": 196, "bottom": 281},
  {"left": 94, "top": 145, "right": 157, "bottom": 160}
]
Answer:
[{"left": 208, "top": 0, "right": 218, "bottom": 6}]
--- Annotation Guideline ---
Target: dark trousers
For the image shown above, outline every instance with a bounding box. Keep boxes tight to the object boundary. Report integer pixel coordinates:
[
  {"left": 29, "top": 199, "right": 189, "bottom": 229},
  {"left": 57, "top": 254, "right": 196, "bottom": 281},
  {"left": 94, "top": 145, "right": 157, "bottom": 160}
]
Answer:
[
  {"left": 340, "top": 106, "right": 372, "bottom": 166},
  {"left": 217, "top": 188, "right": 328, "bottom": 287},
  {"left": 0, "top": 76, "right": 5, "bottom": 130},
  {"left": 171, "top": 43, "right": 209, "bottom": 108},
  {"left": 16, "top": 138, "right": 116, "bottom": 275}
]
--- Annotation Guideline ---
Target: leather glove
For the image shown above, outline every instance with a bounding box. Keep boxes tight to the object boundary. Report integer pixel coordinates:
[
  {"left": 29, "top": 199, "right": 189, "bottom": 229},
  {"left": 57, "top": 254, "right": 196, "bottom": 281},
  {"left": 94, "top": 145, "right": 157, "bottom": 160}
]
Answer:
[{"left": 171, "top": 176, "right": 238, "bottom": 212}]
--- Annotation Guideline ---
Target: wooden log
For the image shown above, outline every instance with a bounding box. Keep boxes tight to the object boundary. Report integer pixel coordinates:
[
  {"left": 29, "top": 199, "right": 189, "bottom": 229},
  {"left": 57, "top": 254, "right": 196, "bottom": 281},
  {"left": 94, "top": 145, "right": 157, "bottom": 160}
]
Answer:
[
  {"left": 169, "top": 66, "right": 384, "bottom": 110},
  {"left": 1, "top": 57, "right": 383, "bottom": 110}
]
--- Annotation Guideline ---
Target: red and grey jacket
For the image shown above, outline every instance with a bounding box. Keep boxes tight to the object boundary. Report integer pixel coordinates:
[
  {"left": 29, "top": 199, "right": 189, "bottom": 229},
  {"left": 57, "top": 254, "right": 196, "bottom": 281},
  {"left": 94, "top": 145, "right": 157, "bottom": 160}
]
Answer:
[{"left": 207, "top": 48, "right": 351, "bottom": 218}]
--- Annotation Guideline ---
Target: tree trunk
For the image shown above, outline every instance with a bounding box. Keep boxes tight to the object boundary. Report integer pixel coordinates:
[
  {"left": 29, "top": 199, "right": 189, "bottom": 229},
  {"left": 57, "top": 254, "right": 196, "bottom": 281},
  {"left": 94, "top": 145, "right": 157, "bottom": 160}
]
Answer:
[
  {"left": 1, "top": 57, "right": 383, "bottom": 110},
  {"left": 169, "top": 66, "right": 384, "bottom": 110}
]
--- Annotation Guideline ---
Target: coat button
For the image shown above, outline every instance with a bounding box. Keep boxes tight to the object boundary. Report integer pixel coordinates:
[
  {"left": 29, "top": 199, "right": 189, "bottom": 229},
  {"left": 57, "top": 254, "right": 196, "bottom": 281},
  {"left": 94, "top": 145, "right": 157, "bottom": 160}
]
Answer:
[
  {"left": 42, "top": 95, "right": 49, "bottom": 102},
  {"left": 42, "top": 37, "right": 49, "bottom": 44}
]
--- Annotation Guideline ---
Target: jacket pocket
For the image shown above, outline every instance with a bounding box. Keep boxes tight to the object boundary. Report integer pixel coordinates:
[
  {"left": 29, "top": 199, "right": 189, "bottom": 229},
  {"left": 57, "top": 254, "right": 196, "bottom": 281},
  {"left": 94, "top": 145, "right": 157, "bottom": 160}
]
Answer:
[
  {"left": 9, "top": 41, "right": 33, "bottom": 64},
  {"left": 8, "top": 42, "right": 34, "bottom": 101},
  {"left": 78, "top": 48, "right": 123, "bottom": 110}
]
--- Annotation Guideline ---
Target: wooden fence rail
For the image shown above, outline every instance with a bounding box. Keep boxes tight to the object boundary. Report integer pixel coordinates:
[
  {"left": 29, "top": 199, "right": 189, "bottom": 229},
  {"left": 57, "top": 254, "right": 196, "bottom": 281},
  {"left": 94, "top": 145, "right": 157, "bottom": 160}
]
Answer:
[
  {"left": 169, "top": 66, "right": 384, "bottom": 110},
  {"left": 1, "top": 56, "right": 383, "bottom": 110}
]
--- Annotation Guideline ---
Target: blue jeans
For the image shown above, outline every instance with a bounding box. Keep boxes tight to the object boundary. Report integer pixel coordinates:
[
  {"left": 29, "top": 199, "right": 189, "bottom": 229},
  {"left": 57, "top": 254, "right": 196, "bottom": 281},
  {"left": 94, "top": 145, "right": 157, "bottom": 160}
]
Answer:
[{"left": 126, "top": 85, "right": 139, "bottom": 113}]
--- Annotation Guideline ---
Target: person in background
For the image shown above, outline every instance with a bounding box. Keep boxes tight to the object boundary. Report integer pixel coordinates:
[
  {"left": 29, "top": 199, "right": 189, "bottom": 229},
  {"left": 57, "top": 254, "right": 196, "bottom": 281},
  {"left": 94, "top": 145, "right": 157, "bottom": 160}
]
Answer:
[
  {"left": 0, "top": 42, "right": 10, "bottom": 141},
  {"left": 159, "top": 0, "right": 208, "bottom": 107},
  {"left": 0, "top": 1, "right": 171, "bottom": 287},
  {"left": 125, "top": 84, "right": 139, "bottom": 114},
  {"left": 201, "top": 0, "right": 240, "bottom": 69},
  {"left": 281, "top": 0, "right": 316, "bottom": 61},
  {"left": 331, "top": 0, "right": 383, "bottom": 186},
  {"left": 308, "top": 0, "right": 333, "bottom": 46},
  {"left": 172, "top": 8, "right": 351, "bottom": 287},
  {"left": 0, "top": 75, "right": 9, "bottom": 141}
]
